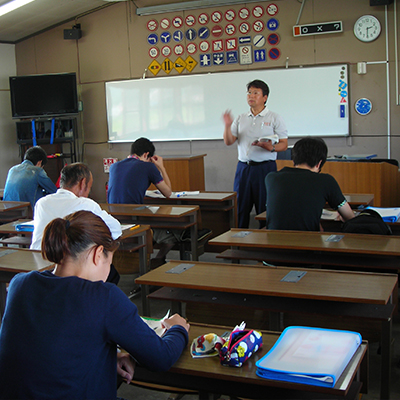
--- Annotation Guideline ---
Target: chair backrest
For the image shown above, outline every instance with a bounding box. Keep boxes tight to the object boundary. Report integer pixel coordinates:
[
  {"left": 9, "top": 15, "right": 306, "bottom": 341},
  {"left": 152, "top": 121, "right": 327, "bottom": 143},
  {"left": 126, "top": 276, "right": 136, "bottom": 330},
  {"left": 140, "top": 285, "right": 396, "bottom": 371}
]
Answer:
[{"left": 342, "top": 209, "right": 392, "bottom": 235}]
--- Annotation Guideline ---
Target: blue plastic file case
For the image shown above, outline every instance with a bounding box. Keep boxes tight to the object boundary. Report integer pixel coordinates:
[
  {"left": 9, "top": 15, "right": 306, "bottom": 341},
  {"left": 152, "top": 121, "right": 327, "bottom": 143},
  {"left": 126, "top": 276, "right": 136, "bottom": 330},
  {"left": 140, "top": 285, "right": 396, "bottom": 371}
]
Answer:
[
  {"left": 15, "top": 221, "right": 34, "bottom": 232},
  {"left": 256, "top": 326, "right": 362, "bottom": 387}
]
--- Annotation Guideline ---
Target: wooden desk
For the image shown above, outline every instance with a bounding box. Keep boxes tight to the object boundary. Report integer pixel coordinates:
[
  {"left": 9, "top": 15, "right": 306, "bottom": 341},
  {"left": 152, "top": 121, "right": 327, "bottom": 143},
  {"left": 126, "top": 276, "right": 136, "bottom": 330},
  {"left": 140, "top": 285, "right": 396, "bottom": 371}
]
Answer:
[
  {"left": 132, "top": 323, "right": 367, "bottom": 400},
  {"left": 0, "top": 221, "right": 153, "bottom": 315},
  {"left": 137, "top": 262, "right": 394, "bottom": 398},
  {"left": 101, "top": 204, "right": 200, "bottom": 261},
  {"left": 137, "top": 261, "right": 396, "bottom": 306},
  {"left": 343, "top": 193, "right": 374, "bottom": 208},
  {"left": 210, "top": 228, "right": 400, "bottom": 272},
  {"left": 144, "top": 191, "right": 237, "bottom": 249},
  {"left": 0, "top": 201, "right": 31, "bottom": 224},
  {"left": 0, "top": 219, "right": 32, "bottom": 247},
  {"left": 0, "top": 248, "right": 54, "bottom": 319}
]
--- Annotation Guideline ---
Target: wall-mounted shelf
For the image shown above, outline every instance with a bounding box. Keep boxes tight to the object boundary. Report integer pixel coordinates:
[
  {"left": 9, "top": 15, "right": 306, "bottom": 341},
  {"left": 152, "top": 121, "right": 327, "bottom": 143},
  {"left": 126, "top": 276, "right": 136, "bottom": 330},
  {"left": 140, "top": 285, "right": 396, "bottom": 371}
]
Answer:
[{"left": 15, "top": 117, "right": 77, "bottom": 183}]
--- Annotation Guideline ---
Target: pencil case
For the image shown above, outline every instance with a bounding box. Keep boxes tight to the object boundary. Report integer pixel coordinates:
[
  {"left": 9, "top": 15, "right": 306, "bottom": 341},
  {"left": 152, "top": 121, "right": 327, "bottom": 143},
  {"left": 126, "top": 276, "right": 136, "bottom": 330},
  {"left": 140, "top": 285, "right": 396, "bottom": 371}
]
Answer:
[{"left": 218, "top": 323, "right": 263, "bottom": 367}]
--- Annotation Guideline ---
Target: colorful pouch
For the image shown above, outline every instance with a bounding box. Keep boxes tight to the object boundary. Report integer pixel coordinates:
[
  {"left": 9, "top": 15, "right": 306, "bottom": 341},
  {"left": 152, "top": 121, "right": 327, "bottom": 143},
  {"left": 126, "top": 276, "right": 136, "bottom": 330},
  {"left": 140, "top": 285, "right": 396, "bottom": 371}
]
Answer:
[
  {"left": 218, "top": 322, "right": 263, "bottom": 367},
  {"left": 191, "top": 333, "right": 225, "bottom": 358}
]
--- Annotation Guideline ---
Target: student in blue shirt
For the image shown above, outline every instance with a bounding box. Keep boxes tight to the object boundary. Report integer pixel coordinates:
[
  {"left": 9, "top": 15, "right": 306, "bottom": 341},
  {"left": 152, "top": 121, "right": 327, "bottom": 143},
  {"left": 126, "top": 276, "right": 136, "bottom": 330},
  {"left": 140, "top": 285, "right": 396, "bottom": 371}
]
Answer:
[
  {"left": 0, "top": 210, "right": 189, "bottom": 400},
  {"left": 3, "top": 146, "right": 57, "bottom": 208}
]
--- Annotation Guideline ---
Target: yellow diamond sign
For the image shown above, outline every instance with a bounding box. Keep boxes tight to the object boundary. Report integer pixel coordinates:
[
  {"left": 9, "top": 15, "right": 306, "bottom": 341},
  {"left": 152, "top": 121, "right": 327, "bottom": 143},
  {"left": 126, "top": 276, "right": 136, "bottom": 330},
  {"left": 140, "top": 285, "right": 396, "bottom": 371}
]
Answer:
[
  {"left": 185, "top": 55, "right": 197, "bottom": 72},
  {"left": 148, "top": 60, "right": 161, "bottom": 76},
  {"left": 161, "top": 58, "right": 174, "bottom": 74},
  {"left": 174, "top": 57, "right": 186, "bottom": 74}
]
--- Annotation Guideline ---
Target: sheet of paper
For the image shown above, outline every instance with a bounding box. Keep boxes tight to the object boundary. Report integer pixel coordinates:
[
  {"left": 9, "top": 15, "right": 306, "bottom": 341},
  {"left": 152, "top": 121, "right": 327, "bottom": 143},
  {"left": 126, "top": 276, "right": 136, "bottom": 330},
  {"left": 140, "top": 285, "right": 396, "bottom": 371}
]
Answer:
[
  {"left": 325, "top": 235, "right": 344, "bottom": 242},
  {"left": 145, "top": 190, "right": 164, "bottom": 198},
  {"left": 321, "top": 209, "right": 339, "bottom": 220},
  {"left": 281, "top": 271, "right": 307, "bottom": 283},
  {"left": 120, "top": 224, "right": 137, "bottom": 230},
  {"left": 141, "top": 310, "right": 170, "bottom": 337},
  {"left": 166, "top": 263, "right": 195, "bottom": 274},
  {"left": 232, "top": 231, "right": 251, "bottom": 238}
]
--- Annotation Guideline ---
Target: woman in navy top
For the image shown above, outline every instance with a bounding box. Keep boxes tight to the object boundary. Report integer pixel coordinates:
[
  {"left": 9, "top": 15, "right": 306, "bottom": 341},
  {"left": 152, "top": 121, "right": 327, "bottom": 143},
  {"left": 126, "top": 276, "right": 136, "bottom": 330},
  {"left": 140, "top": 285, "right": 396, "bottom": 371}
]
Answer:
[{"left": 0, "top": 210, "right": 189, "bottom": 399}]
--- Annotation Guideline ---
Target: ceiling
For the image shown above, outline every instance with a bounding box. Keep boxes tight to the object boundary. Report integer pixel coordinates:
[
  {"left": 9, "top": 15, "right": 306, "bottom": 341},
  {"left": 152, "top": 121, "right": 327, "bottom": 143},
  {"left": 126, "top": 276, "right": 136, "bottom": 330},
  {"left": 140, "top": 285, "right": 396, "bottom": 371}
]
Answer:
[
  {"left": 0, "top": 0, "right": 123, "bottom": 43},
  {"left": 0, "top": 0, "right": 211, "bottom": 43}
]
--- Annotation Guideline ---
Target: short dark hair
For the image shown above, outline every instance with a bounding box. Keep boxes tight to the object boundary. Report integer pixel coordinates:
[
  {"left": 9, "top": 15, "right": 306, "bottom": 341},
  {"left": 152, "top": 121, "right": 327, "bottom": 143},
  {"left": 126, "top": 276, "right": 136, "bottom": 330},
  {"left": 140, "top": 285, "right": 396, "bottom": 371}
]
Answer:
[
  {"left": 292, "top": 137, "right": 328, "bottom": 169},
  {"left": 42, "top": 210, "right": 120, "bottom": 264},
  {"left": 247, "top": 80, "right": 270, "bottom": 98},
  {"left": 60, "top": 163, "right": 92, "bottom": 189},
  {"left": 24, "top": 146, "right": 48, "bottom": 166},
  {"left": 130, "top": 138, "right": 155, "bottom": 157}
]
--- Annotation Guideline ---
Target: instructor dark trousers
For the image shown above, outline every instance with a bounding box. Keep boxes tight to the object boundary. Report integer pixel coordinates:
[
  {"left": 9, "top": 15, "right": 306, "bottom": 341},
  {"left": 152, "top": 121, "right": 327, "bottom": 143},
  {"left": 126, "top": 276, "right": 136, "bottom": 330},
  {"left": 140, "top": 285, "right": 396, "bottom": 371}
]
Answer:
[{"left": 234, "top": 160, "right": 277, "bottom": 229}]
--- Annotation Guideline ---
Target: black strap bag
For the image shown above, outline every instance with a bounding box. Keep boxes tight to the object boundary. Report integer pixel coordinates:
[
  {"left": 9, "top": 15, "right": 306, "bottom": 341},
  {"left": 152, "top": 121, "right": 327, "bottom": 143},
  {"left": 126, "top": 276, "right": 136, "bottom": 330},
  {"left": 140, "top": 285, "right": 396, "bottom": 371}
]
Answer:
[{"left": 341, "top": 209, "right": 392, "bottom": 235}]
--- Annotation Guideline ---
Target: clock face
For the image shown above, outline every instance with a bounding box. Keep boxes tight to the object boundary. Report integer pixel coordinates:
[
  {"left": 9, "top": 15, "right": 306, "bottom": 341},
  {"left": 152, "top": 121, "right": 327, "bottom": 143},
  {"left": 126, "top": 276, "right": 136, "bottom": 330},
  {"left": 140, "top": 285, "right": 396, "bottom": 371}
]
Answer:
[
  {"left": 355, "top": 98, "right": 372, "bottom": 116},
  {"left": 354, "top": 15, "right": 381, "bottom": 42}
]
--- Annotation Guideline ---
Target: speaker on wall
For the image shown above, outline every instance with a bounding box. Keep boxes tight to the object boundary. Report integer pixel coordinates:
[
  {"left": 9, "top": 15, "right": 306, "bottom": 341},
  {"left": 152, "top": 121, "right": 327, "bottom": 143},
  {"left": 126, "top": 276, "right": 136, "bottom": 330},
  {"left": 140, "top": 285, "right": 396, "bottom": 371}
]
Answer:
[
  {"left": 370, "top": 0, "right": 393, "bottom": 5},
  {"left": 63, "top": 24, "right": 82, "bottom": 40}
]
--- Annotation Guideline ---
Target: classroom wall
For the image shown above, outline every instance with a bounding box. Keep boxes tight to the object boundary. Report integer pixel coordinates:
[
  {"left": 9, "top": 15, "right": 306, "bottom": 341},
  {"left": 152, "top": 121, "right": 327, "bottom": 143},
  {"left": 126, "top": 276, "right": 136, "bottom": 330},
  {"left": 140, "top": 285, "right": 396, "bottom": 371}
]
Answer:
[
  {"left": 0, "top": 43, "right": 19, "bottom": 186},
  {"left": 9, "top": 0, "right": 400, "bottom": 202}
]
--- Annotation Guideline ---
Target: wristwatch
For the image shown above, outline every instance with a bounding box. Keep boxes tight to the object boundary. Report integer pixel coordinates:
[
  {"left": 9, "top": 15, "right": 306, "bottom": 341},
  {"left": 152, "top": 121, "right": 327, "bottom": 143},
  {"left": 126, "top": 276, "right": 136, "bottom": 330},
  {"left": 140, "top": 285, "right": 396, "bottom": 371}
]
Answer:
[{"left": 271, "top": 145, "right": 276, "bottom": 153}]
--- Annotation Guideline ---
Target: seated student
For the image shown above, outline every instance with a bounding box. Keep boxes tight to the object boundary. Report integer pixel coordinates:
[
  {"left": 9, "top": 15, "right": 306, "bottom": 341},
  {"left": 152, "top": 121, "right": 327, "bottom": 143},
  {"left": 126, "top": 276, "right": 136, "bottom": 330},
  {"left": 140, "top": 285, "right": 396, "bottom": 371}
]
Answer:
[
  {"left": 0, "top": 210, "right": 189, "bottom": 400},
  {"left": 3, "top": 146, "right": 57, "bottom": 208},
  {"left": 108, "top": 137, "right": 172, "bottom": 204},
  {"left": 265, "top": 137, "right": 354, "bottom": 231},
  {"left": 30, "top": 162, "right": 122, "bottom": 284},
  {"left": 107, "top": 137, "right": 175, "bottom": 266},
  {"left": 30, "top": 162, "right": 121, "bottom": 250}
]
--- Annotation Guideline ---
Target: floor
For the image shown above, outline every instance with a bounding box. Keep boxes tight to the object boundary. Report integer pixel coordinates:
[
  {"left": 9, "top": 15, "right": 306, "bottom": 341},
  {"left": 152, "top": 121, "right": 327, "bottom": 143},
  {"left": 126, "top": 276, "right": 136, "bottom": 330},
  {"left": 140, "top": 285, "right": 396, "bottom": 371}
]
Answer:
[{"left": 116, "top": 250, "right": 400, "bottom": 400}]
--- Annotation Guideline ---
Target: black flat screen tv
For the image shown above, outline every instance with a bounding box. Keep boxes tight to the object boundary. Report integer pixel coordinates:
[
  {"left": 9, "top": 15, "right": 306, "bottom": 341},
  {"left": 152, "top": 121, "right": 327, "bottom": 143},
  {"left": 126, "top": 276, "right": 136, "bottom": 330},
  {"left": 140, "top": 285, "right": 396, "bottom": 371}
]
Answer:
[{"left": 9, "top": 72, "right": 78, "bottom": 119}]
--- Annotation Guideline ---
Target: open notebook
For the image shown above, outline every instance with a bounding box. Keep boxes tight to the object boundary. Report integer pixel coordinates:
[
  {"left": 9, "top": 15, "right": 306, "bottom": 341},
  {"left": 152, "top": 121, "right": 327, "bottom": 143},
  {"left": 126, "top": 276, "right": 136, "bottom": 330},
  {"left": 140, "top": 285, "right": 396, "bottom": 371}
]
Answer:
[{"left": 256, "top": 326, "right": 361, "bottom": 387}]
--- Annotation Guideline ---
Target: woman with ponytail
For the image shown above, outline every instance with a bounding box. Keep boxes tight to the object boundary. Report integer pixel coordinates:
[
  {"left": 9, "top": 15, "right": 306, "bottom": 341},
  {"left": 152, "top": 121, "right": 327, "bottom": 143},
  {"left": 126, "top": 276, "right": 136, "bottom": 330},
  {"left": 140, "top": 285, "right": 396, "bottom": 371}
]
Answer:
[{"left": 0, "top": 210, "right": 189, "bottom": 400}]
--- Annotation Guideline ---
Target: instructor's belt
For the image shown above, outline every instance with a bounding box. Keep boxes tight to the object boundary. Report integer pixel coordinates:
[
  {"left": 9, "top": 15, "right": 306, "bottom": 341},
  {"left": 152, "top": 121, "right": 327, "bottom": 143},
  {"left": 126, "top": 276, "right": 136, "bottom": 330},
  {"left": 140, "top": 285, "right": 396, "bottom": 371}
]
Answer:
[{"left": 241, "top": 160, "right": 274, "bottom": 166}]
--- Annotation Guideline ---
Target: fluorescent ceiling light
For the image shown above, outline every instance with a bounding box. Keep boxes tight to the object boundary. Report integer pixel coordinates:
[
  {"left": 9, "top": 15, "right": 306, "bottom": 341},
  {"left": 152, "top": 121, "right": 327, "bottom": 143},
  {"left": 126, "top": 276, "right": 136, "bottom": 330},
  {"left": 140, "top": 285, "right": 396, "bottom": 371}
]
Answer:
[
  {"left": 137, "top": 0, "right": 262, "bottom": 15},
  {"left": 0, "top": 0, "right": 36, "bottom": 17}
]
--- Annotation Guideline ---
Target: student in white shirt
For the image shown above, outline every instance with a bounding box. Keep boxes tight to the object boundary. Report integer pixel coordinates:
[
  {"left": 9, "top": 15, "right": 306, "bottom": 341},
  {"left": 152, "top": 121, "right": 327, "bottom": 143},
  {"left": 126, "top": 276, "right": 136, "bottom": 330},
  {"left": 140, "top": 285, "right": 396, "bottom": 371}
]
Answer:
[{"left": 30, "top": 163, "right": 122, "bottom": 283}]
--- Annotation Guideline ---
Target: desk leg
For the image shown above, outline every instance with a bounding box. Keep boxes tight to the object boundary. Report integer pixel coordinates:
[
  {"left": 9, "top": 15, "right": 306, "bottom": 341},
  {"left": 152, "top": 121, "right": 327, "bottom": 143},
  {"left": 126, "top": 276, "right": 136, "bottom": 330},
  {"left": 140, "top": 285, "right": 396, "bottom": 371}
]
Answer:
[
  {"left": 269, "top": 311, "right": 281, "bottom": 331},
  {"left": 190, "top": 216, "right": 198, "bottom": 261},
  {"left": 171, "top": 301, "right": 182, "bottom": 315},
  {"left": 138, "top": 232, "right": 150, "bottom": 317},
  {"left": 380, "top": 317, "right": 392, "bottom": 400},
  {"left": 229, "top": 198, "right": 237, "bottom": 228}
]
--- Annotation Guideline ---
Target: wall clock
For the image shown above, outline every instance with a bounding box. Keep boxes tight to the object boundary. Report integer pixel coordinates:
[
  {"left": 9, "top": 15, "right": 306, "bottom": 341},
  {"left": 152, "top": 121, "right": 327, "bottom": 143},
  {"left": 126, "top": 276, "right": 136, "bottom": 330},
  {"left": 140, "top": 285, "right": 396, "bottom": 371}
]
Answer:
[
  {"left": 355, "top": 98, "right": 372, "bottom": 115},
  {"left": 354, "top": 15, "right": 381, "bottom": 42}
]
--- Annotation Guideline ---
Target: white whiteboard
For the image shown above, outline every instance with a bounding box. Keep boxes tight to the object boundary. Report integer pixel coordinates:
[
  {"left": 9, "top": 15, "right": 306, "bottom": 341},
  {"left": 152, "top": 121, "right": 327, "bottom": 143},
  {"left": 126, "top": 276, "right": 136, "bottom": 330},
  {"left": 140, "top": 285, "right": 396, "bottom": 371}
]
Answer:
[{"left": 105, "top": 64, "right": 349, "bottom": 143}]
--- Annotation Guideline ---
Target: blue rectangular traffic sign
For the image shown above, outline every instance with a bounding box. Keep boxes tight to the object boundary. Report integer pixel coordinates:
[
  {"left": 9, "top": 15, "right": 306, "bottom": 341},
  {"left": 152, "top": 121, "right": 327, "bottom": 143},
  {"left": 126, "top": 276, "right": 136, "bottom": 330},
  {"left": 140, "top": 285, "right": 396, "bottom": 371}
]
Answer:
[
  {"left": 238, "top": 36, "right": 251, "bottom": 44},
  {"left": 227, "top": 51, "right": 238, "bottom": 64},
  {"left": 213, "top": 53, "right": 224, "bottom": 66}
]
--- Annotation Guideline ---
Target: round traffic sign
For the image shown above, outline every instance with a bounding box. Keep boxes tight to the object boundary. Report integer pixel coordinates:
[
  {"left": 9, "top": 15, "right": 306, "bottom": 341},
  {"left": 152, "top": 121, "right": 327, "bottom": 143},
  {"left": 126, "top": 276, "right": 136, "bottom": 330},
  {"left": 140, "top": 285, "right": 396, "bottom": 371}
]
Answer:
[{"left": 268, "top": 47, "right": 281, "bottom": 60}]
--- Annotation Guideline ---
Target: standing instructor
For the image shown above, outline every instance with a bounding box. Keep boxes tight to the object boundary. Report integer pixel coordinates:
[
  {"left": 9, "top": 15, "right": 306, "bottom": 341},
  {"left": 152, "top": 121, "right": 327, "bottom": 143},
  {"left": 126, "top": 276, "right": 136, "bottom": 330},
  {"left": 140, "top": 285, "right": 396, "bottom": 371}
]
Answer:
[{"left": 223, "top": 79, "right": 288, "bottom": 228}]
